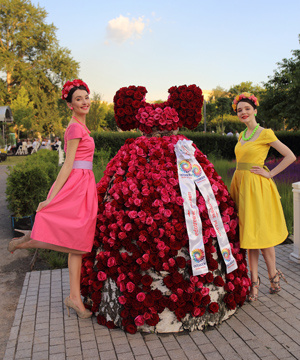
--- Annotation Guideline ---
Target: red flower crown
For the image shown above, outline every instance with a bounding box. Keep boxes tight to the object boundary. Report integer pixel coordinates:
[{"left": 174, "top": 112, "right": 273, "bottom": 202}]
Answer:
[
  {"left": 61, "top": 79, "right": 90, "bottom": 100},
  {"left": 113, "top": 85, "right": 204, "bottom": 132},
  {"left": 232, "top": 92, "right": 259, "bottom": 112}
]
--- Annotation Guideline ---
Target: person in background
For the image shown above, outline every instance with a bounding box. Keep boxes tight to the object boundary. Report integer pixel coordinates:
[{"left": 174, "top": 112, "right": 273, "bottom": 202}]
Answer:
[
  {"left": 8, "top": 79, "right": 98, "bottom": 319},
  {"left": 230, "top": 92, "right": 296, "bottom": 302}
]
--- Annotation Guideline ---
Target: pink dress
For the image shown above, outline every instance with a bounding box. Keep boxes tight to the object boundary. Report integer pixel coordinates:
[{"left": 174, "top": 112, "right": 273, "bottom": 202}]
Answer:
[{"left": 31, "top": 123, "right": 97, "bottom": 252}]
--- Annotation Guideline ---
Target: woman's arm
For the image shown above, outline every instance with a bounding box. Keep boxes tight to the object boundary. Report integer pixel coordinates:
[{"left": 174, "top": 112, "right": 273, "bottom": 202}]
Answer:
[
  {"left": 36, "top": 138, "right": 80, "bottom": 211},
  {"left": 250, "top": 140, "right": 296, "bottom": 178}
]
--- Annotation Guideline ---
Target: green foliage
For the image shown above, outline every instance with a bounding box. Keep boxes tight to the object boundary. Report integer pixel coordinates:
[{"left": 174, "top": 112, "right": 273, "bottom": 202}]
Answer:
[
  {"left": 93, "top": 148, "right": 111, "bottom": 183},
  {"left": 268, "top": 131, "right": 300, "bottom": 159},
  {"left": 228, "top": 81, "right": 265, "bottom": 97},
  {"left": 10, "top": 87, "right": 35, "bottom": 135},
  {"left": 0, "top": 0, "right": 79, "bottom": 136},
  {"left": 86, "top": 93, "right": 109, "bottom": 131},
  {"left": 260, "top": 34, "right": 300, "bottom": 130},
  {"left": 6, "top": 150, "right": 59, "bottom": 217},
  {"left": 104, "top": 104, "right": 118, "bottom": 131},
  {"left": 38, "top": 249, "right": 68, "bottom": 269},
  {"left": 210, "top": 114, "right": 245, "bottom": 134},
  {"left": 92, "top": 131, "right": 140, "bottom": 156},
  {"left": 91, "top": 130, "right": 300, "bottom": 161},
  {"left": 181, "top": 132, "right": 237, "bottom": 159}
]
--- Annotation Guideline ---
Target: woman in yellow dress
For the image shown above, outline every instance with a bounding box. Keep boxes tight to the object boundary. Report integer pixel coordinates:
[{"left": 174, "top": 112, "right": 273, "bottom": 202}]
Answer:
[{"left": 230, "top": 93, "right": 296, "bottom": 301}]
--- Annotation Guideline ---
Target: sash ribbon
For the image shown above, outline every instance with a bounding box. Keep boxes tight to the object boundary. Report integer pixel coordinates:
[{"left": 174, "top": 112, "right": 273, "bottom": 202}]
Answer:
[{"left": 174, "top": 139, "right": 238, "bottom": 276}]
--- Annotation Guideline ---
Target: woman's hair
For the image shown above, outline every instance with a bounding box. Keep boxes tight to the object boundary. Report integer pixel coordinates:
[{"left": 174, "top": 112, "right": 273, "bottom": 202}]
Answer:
[
  {"left": 236, "top": 98, "right": 257, "bottom": 110},
  {"left": 65, "top": 85, "right": 88, "bottom": 103},
  {"left": 61, "top": 79, "right": 90, "bottom": 103}
]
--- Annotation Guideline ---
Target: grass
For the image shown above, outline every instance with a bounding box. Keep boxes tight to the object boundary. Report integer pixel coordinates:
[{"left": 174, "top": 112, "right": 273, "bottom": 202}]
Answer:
[{"left": 0, "top": 155, "right": 27, "bottom": 166}]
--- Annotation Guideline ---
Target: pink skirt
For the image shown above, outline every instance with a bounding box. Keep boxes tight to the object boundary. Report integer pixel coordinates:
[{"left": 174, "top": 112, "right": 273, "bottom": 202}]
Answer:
[{"left": 31, "top": 169, "right": 97, "bottom": 252}]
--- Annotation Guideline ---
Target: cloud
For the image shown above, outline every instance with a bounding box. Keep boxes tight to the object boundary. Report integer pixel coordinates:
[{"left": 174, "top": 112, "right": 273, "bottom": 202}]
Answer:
[{"left": 106, "top": 15, "right": 146, "bottom": 43}]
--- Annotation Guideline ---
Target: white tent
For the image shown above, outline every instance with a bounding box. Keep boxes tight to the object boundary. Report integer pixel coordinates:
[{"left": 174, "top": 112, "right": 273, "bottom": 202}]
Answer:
[{"left": 0, "top": 106, "right": 13, "bottom": 123}]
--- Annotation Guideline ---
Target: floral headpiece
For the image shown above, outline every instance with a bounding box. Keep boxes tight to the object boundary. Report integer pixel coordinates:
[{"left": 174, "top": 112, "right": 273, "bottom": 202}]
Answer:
[
  {"left": 232, "top": 92, "right": 259, "bottom": 112},
  {"left": 61, "top": 79, "right": 90, "bottom": 100}
]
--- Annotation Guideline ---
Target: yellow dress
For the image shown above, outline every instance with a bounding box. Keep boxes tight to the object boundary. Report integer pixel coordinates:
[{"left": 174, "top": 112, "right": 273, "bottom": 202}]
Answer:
[{"left": 230, "top": 128, "right": 288, "bottom": 249}]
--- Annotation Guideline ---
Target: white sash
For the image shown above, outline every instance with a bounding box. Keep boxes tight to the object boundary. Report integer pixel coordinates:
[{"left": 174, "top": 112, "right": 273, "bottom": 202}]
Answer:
[{"left": 174, "top": 139, "right": 238, "bottom": 276}]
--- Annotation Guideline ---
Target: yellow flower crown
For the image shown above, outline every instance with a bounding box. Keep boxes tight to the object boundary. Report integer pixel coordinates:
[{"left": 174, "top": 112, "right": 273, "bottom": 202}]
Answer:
[{"left": 232, "top": 92, "right": 259, "bottom": 112}]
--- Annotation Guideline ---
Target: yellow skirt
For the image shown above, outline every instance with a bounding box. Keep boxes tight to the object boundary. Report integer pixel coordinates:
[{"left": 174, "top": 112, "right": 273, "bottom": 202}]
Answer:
[{"left": 230, "top": 167, "right": 288, "bottom": 249}]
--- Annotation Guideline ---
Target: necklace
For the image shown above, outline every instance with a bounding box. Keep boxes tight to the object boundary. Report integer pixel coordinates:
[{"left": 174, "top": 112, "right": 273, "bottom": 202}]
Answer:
[
  {"left": 72, "top": 116, "right": 91, "bottom": 134},
  {"left": 242, "top": 123, "right": 260, "bottom": 141}
]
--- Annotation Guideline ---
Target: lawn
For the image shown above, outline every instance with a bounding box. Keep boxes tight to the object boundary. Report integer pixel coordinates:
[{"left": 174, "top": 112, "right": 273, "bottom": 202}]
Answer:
[{"left": 0, "top": 155, "right": 27, "bottom": 166}]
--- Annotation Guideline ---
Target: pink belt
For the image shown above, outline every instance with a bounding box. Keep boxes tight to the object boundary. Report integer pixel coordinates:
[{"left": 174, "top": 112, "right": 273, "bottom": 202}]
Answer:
[{"left": 72, "top": 160, "right": 93, "bottom": 170}]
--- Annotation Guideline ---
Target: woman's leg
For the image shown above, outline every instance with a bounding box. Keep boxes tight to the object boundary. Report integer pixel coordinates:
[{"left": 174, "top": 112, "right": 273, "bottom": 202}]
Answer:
[
  {"left": 248, "top": 249, "right": 260, "bottom": 298},
  {"left": 15, "top": 236, "right": 86, "bottom": 255},
  {"left": 68, "top": 253, "right": 87, "bottom": 312},
  {"left": 261, "top": 247, "right": 277, "bottom": 279}
]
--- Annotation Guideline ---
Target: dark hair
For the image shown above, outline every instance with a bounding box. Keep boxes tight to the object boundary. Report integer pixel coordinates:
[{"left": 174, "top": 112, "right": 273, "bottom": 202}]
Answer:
[
  {"left": 66, "top": 85, "right": 89, "bottom": 103},
  {"left": 237, "top": 98, "right": 257, "bottom": 110}
]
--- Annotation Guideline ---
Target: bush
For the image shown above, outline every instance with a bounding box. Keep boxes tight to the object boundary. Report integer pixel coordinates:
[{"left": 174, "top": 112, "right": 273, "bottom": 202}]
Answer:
[
  {"left": 91, "top": 131, "right": 140, "bottom": 156},
  {"left": 91, "top": 130, "right": 300, "bottom": 161},
  {"left": 6, "top": 150, "right": 60, "bottom": 217}
]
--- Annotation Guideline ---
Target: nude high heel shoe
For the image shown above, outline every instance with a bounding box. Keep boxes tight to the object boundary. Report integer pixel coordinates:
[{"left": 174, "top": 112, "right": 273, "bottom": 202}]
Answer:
[
  {"left": 64, "top": 297, "right": 92, "bottom": 319},
  {"left": 269, "top": 269, "right": 287, "bottom": 294},
  {"left": 7, "top": 229, "right": 31, "bottom": 253}
]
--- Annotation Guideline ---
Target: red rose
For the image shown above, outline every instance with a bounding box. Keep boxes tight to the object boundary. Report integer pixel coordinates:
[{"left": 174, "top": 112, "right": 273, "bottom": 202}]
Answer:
[
  {"left": 106, "top": 321, "right": 116, "bottom": 329},
  {"left": 208, "top": 302, "right": 219, "bottom": 314},
  {"left": 175, "top": 307, "right": 187, "bottom": 320},
  {"left": 125, "top": 324, "right": 137, "bottom": 334},
  {"left": 175, "top": 256, "right": 186, "bottom": 268},
  {"left": 213, "top": 276, "right": 225, "bottom": 287},
  {"left": 205, "top": 272, "right": 214, "bottom": 283},
  {"left": 191, "top": 292, "right": 203, "bottom": 306},
  {"left": 146, "top": 313, "right": 160, "bottom": 326},
  {"left": 151, "top": 289, "right": 163, "bottom": 300},
  {"left": 141, "top": 274, "right": 153, "bottom": 286},
  {"left": 97, "top": 315, "right": 106, "bottom": 326},
  {"left": 201, "top": 295, "right": 211, "bottom": 306}
]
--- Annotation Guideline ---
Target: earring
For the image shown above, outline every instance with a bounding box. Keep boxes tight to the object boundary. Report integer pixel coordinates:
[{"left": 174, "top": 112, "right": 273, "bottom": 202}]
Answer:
[
  {"left": 254, "top": 113, "right": 257, "bottom": 116},
  {"left": 70, "top": 107, "right": 73, "bottom": 110}
]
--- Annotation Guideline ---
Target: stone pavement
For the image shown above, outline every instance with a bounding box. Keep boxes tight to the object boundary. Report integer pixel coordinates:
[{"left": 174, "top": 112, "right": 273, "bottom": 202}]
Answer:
[{"left": 3, "top": 244, "right": 300, "bottom": 360}]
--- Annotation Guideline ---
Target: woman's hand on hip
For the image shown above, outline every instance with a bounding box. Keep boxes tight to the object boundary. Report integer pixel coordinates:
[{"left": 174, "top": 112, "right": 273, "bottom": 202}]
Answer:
[
  {"left": 36, "top": 199, "right": 51, "bottom": 212},
  {"left": 250, "top": 166, "right": 272, "bottom": 178}
]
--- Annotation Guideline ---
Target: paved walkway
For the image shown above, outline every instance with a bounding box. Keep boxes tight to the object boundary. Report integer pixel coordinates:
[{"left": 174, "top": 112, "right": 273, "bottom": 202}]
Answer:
[{"left": 3, "top": 244, "right": 300, "bottom": 360}]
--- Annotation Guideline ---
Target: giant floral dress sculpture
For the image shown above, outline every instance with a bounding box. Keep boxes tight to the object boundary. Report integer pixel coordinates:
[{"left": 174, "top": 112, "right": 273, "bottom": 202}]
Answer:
[{"left": 81, "top": 85, "right": 250, "bottom": 334}]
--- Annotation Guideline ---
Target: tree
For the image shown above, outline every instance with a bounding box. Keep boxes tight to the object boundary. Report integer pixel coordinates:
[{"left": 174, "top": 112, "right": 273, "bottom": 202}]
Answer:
[
  {"left": 211, "top": 86, "right": 227, "bottom": 99},
  {"left": 0, "top": 0, "right": 79, "bottom": 135},
  {"left": 10, "top": 87, "right": 34, "bottom": 137},
  {"left": 228, "top": 81, "right": 264, "bottom": 97},
  {"left": 215, "top": 97, "right": 232, "bottom": 133},
  {"left": 260, "top": 35, "right": 300, "bottom": 130},
  {"left": 104, "top": 104, "right": 118, "bottom": 131},
  {"left": 86, "top": 93, "right": 109, "bottom": 131}
]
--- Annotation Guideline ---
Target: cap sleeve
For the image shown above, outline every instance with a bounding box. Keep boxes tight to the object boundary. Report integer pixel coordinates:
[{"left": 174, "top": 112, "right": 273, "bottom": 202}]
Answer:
[
  {"left": 264, "top": 129, "right": 278, "bottom": 144},
  {"left": 65, "top": 123, "right": 84, "bottom": 141}
]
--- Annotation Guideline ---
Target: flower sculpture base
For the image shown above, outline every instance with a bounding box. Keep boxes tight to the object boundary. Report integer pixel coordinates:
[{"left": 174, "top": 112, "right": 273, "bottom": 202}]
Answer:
[{"left": 81, "top": 85, "right": 250, "bottom": 334}]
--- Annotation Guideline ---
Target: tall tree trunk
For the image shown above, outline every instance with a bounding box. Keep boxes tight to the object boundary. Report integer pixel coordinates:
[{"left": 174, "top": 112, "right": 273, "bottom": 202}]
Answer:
[{"left": 7, "top": 71, "right": 12, "bottom": 93}]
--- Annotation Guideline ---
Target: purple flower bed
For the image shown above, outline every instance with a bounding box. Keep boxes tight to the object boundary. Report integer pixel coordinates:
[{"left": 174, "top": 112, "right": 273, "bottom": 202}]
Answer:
[
  {"left": 228, "top": 157, "right": 300, "bottom": 184},
  {"left": 266, "top": 158, "right": 300, "bottom": 184}
]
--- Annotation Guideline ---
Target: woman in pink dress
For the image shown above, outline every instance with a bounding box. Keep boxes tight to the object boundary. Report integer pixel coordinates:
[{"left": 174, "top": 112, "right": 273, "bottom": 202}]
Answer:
[{"left": 8, "top": 79, "right": 98, "bottom": 318}]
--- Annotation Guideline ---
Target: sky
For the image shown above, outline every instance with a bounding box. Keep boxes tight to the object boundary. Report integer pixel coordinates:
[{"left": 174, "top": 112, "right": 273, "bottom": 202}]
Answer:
[{"left": 31, "top": 0, "right": 300, "bottom": 103}]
